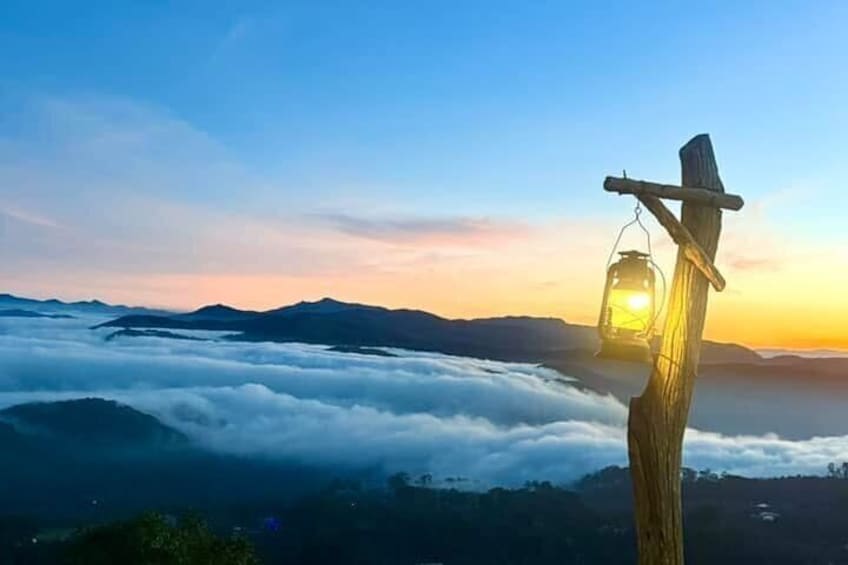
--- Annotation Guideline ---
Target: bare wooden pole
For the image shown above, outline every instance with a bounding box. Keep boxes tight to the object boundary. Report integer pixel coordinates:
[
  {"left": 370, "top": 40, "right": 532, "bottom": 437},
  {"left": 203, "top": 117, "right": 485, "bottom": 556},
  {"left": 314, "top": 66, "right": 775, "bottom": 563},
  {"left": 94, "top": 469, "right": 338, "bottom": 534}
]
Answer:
[{"left": 627, "top": 134, "right": 725, "bottom": 565}]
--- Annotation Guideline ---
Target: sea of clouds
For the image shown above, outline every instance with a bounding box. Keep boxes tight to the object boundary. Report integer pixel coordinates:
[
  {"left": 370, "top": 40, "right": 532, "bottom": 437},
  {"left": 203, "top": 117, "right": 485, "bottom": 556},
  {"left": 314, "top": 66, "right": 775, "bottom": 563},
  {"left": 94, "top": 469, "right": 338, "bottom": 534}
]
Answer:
[{"left": 2, "top": 314, "right": 848, "bottom": 486}]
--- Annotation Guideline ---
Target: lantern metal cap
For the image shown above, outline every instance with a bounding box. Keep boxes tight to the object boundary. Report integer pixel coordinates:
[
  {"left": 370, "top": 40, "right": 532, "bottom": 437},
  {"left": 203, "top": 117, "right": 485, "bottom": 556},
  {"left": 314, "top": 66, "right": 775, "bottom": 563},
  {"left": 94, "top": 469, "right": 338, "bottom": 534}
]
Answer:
[{"left": 618, "top": 250, "right": 650, "bottom": 259}]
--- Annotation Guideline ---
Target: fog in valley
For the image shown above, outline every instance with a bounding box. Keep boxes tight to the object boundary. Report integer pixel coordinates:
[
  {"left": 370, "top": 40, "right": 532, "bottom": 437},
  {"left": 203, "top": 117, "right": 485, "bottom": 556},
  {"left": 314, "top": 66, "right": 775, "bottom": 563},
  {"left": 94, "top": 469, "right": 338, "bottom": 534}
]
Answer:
[{"left": 3, "top": 313, "right": 847, "bottom": 487}]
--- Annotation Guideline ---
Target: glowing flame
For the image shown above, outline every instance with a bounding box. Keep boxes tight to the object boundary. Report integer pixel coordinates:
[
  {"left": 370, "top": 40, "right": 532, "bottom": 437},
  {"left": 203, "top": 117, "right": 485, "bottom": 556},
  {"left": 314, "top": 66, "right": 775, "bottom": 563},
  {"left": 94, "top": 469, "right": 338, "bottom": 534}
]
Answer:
[{"left": 627, "top": 293, "right": 650, "bottom": 311}]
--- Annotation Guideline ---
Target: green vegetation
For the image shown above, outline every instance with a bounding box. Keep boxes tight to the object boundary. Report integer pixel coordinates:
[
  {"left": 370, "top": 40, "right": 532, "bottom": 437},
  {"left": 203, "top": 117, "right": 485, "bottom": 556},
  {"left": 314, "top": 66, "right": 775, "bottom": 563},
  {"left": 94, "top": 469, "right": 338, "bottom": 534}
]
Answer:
[
  {"left": 65, "top": 513, "right": 257, "bottom": 565},
  {"left": 6, "top": 466, "right": 848, "bottom": 563}
]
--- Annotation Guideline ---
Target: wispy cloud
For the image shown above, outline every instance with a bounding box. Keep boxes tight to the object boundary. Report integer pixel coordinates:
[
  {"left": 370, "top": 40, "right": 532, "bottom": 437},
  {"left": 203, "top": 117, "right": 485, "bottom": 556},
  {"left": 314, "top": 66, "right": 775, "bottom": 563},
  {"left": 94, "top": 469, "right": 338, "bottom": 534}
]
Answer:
[
  {"left": 0, "top": 205, "right": 61, "bottom": 230},
  {"left": 224, "top": 17, "right": 252, "bottom": 45},
  {"left": 207, "top": 16, "right": 255, "bottom": 66},
  {"left": 319, "top": 213, "right": 531, "bottom": 247},
  {"left": 726, "top": 254, "right": 783, "bottom": 272},
  {"left": 1, "top": 93, "right": 583, "bottom": 315}
]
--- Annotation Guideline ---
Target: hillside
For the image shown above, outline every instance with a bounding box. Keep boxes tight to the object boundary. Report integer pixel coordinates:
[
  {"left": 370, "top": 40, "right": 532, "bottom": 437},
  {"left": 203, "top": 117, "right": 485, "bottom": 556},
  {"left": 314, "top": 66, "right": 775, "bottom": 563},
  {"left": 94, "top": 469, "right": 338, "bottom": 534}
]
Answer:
[
  {"left": 0, "top": 398, "right": 327, "bottom": 520},
  {"left": 0, "top": 398, "right": 187, "bottom": 448}
]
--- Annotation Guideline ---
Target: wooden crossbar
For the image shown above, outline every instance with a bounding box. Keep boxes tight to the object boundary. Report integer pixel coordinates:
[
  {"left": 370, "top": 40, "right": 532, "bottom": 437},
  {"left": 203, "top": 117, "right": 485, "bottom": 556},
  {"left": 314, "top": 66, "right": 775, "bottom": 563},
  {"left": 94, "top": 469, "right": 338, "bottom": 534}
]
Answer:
[{"left": 604, "top": 176, "right": 744, "bottom": 211}]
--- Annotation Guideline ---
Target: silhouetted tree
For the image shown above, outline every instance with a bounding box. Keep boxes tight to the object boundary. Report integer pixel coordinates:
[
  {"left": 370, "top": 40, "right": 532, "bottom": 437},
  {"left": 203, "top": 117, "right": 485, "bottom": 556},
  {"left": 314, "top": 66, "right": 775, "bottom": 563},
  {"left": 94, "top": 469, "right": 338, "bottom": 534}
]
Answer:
[
  {"left": 387, "top": 472, "right": 411, "bottom": 494},
  {"left": 698, "top": 468, "right": 719, "bottom": 482},
  {"left": 826, "top": 461, "right": 848, "bottom": 479}
]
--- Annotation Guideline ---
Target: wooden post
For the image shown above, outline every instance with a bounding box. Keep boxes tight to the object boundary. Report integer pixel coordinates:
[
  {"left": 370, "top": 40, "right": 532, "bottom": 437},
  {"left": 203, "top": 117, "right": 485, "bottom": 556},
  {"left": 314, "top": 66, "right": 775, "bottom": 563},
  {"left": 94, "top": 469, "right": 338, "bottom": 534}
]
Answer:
[{"left": 626, "top": 134, "right": 725, "bottom": 564}]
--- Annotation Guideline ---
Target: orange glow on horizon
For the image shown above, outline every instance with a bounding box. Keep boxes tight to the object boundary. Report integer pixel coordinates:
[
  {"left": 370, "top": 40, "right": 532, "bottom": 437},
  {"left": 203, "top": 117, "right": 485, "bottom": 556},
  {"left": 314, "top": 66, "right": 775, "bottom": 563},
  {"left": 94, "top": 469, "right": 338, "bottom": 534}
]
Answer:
[
  {"left": 7, "top": 263, "right": 847, "bottom": 353},
  {"left": 3, "top": 208, "right": 845, "bottom": 353}
]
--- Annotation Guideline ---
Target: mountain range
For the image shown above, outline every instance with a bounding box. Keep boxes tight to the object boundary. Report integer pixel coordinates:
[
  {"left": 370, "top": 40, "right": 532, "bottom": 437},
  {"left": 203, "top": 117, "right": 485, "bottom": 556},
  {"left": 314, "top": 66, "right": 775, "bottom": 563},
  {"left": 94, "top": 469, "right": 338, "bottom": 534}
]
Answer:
[
  {"left": 7, "top": 292, "right": 848, "bottom": 439},
  {"left": 0, "top": 293, "right": 169, "bottom": 317},
  {"left": 95, "top": 297, "right": 759, "bottom": 365},
  {"left": 89, "top": 296, "right": 848, "bottom": 440}
]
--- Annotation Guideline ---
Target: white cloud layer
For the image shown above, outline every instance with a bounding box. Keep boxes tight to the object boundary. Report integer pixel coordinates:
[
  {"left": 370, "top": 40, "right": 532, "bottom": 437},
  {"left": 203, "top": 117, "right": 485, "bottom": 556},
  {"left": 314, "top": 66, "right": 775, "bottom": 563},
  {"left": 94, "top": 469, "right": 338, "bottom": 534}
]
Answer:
[{"left": 1, "top": 314, "right": 847, "bottom": 486}]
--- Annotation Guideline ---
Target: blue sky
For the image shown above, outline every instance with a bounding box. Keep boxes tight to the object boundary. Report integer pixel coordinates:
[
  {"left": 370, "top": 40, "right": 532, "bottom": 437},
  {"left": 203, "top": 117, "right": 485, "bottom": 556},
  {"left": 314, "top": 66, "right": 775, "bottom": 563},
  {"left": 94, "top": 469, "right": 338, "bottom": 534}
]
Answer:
[
  {"left": 4, "top": 1, "right": 846, "bottom": 214},
  {"left": 1, "top": 1, "right": 847, "bottom": 347}
]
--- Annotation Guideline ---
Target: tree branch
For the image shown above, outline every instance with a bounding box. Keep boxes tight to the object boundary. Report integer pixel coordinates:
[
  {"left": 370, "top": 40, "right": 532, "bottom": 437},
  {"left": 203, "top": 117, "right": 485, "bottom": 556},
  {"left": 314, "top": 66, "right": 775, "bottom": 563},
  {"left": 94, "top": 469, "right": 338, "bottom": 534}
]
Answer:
[
  {"left": 604, "top": 176, "right": 744, "bottom": 211},
  {"left": 636, "top": 194, "right": 726, "bottom": 291}
]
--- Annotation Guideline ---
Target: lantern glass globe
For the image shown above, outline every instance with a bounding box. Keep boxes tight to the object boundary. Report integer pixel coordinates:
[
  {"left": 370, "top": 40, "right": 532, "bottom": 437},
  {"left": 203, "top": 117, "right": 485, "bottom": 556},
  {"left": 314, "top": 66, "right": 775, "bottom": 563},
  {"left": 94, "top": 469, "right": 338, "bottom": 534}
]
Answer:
[{"left": 607, "top": 289, "right": 652, "bottom": 332}]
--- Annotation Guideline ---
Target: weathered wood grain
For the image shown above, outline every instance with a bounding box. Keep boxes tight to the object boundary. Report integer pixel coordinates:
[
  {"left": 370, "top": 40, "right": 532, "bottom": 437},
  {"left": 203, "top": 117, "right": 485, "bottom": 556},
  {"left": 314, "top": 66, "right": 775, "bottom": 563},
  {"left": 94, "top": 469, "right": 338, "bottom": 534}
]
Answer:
[
  {"left": 636, "top": 193, "right": 726, "bottom": 291},
  {"left": 604, "top": 176, "right": 743, "bottom": 211},
  {"left": 627, "top": 134, "right": 726, "bottom": 565}
]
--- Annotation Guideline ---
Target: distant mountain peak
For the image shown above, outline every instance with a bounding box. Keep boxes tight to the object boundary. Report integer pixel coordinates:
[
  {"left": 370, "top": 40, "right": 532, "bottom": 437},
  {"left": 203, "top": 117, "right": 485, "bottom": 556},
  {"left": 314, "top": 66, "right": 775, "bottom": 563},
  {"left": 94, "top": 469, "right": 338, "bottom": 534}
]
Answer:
[
  {"left": 194, "top": 303, "right": 240, "bottom": 313},
  {"left": 173, "top": 303, "right": 259, "bottom": 322},
  {"left": 268, "top": 297, "right": 372, "bottom": 316},
  {"left": 295, "top": 297, "right": 349, "bottom": 307}
]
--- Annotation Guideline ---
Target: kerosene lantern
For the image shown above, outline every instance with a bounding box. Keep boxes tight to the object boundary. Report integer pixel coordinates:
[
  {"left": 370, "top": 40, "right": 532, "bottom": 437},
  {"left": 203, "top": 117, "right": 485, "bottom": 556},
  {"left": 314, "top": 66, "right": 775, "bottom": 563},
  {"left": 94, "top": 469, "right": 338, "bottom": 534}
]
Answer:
[{"left": 597, "top": 250, "right": 656, "bottom": 362}]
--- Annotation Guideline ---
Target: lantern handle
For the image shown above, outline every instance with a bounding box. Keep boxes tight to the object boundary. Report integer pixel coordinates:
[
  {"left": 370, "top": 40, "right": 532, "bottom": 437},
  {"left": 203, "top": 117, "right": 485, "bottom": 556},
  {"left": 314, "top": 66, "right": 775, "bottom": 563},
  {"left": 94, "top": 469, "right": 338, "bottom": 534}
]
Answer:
[
  {"left": 605, "top": 201, "right": 651, "bottom": 269},
  {"left": 647, "top": 255, "right": 667, "bottom": 336}
]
